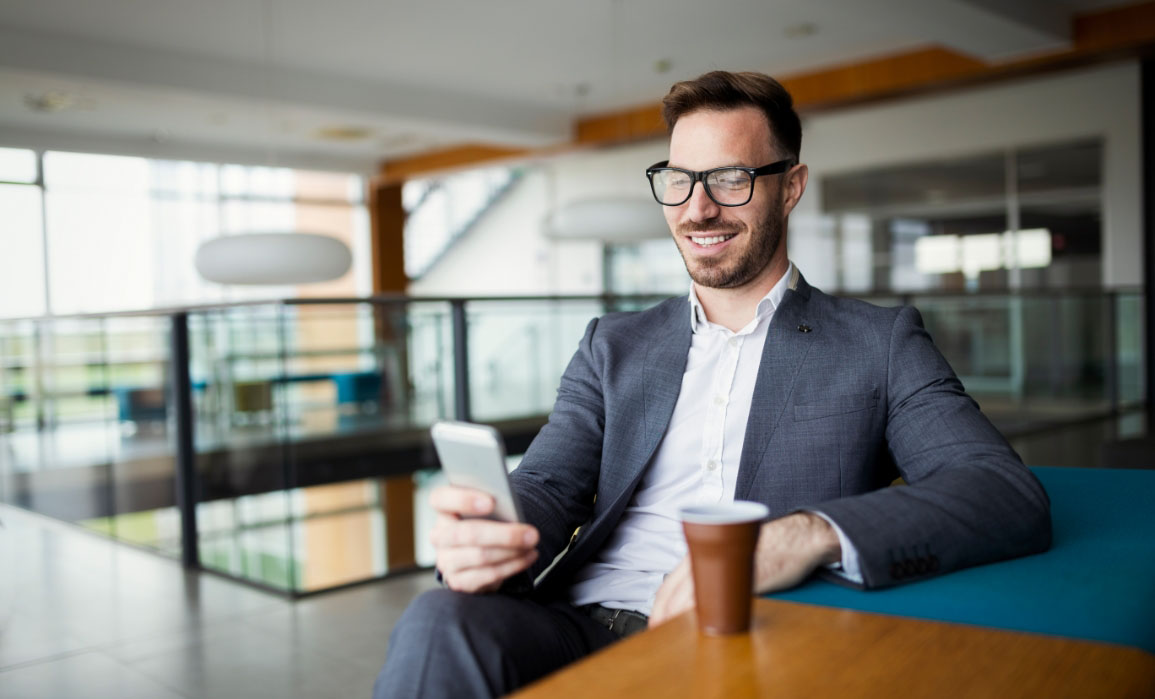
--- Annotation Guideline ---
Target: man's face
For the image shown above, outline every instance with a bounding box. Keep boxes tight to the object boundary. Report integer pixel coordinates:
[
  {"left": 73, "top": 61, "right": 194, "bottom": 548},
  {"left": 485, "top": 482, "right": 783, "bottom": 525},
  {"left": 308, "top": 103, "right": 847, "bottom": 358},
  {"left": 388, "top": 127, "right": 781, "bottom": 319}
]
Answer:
[{"left": 663, "top": 107, "right": 795, "bottom": 291}]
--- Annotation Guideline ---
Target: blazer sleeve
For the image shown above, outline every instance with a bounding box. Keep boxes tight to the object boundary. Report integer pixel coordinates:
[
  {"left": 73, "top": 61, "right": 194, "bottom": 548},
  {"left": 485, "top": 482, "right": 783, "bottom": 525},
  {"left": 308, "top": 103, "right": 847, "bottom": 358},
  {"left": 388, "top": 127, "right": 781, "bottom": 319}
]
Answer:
[
  {"left": 809, "top": 305, "right": 1052, "bottom": 588},
  {"left": 508, "top": 317, "right": 605, "bottom": 580}
]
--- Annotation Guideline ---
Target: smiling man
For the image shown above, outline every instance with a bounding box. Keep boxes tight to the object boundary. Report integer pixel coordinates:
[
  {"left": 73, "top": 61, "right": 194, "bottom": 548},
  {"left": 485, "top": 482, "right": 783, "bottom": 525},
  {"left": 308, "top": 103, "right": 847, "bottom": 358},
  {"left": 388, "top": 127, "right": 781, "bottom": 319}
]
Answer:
[{"left": 373, "top": 71, "right": 1051, "bottom": 699}]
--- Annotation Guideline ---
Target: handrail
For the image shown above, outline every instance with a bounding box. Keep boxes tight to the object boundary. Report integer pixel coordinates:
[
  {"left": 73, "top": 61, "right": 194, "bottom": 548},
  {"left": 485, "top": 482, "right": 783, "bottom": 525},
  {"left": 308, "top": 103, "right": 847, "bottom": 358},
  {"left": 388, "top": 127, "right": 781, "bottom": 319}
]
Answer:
[{"left": 0, "top": 287, "right": 1142, "bottom": 323}]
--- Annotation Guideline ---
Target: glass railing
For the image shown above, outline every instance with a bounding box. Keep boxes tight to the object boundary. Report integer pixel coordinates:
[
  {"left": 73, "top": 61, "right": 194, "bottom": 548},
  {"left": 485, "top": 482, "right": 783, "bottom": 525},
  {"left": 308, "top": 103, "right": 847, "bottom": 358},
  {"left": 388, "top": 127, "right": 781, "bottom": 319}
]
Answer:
[
  {"left": 0, "top": 289, "right": 1143, "bottom": 595},
  {"left": 869, "top": 290, "right": 1146, "bottom": 431},
  {"left": 0, "top": 296, "right": 641, "bottom": 594}
]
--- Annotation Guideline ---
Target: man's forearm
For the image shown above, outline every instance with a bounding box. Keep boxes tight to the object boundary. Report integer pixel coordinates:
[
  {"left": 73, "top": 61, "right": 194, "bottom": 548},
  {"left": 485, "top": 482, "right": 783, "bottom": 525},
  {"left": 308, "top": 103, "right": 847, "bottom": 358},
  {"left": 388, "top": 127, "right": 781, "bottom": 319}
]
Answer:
[{"left": 753, "top": 512, "right": 841, "bottom": 594}]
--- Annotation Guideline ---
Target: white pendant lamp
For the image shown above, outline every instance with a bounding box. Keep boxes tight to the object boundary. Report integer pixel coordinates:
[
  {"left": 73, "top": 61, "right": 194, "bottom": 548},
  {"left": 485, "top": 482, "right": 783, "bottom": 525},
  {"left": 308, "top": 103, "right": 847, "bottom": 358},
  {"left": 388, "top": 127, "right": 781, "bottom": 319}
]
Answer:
[
  {"left": 195, "top": 0, "right": 353, "bottom": 287},
  {"left": 195, "top": 232, "right": 352, "bottom": 285},
  {"left": 543, "top": 197, "right": 668, "bottom": 242}
]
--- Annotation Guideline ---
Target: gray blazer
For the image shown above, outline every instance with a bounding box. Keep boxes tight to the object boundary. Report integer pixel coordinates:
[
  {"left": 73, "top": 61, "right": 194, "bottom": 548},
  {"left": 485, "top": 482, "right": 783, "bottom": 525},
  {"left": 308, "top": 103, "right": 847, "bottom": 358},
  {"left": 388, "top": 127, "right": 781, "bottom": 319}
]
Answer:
[{"left": 510, "top": 271, "right": 1051, "bottom": 593}]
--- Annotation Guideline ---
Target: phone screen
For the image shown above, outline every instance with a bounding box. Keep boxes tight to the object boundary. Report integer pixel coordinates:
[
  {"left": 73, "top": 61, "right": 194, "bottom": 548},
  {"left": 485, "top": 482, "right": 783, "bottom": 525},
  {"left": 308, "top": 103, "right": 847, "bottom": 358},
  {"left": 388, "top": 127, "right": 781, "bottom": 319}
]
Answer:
[{"left": 431, "top": 421, "right": 524, "bottom": 523}]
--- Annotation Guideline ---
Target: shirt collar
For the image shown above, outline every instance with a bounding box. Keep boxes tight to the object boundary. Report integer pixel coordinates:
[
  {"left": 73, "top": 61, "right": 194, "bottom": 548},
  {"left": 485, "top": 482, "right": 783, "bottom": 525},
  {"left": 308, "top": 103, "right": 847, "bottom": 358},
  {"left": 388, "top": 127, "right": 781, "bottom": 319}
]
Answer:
[{"left": 688, "top": 261, "right": 794, "bottom": 335}]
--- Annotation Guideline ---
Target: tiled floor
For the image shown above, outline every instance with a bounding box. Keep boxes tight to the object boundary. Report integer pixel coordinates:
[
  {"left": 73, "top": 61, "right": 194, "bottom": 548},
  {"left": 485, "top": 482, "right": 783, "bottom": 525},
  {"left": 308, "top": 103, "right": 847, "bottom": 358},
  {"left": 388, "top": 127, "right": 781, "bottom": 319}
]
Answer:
[
  {"left": 2, "top": 409, "right": 1148, "bottom": 698},
  {"left": 0, "top": 505, "right": 439, "bottom": 699}
]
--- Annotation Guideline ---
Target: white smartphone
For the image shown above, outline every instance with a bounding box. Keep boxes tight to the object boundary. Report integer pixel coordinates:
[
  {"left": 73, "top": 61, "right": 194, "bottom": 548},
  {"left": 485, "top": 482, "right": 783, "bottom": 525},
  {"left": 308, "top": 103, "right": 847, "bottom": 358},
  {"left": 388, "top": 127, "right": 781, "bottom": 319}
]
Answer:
[{"left": 430, "top": 420, "right": 524, "bottom": 523}]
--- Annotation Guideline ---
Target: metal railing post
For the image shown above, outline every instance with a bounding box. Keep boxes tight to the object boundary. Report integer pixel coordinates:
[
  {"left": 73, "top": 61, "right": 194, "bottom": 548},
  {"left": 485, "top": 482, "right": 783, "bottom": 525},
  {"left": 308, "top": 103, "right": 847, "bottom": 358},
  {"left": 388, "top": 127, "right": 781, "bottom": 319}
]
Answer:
[
  {"left": 451, "top": 300, "right": 471, "bottom": 422},
  {"left": 1143, "top": 59, "right": 1155, "bottom": 431},
  {"left": 1106, "top": 292, "right": 1119, "bottom": 414},
  {"left": 170, "top": 312, "right": 199, "bottom": 569}
]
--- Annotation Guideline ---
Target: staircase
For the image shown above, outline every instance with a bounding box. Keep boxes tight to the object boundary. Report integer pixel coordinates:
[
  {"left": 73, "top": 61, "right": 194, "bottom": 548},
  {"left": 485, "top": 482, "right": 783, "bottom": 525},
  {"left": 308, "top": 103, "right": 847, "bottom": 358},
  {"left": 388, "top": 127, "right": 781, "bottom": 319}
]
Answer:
[{"left": 403, "top": 166, "right": 523, "bottom": 279}]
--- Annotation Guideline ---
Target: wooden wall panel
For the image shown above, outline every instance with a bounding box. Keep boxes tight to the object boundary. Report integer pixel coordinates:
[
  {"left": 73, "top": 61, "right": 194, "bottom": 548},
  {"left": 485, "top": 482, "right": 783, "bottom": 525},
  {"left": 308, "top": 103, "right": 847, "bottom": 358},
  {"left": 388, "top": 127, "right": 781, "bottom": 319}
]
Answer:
[{"left": 369, "top": 179, "right": 407, "bottom": 294}]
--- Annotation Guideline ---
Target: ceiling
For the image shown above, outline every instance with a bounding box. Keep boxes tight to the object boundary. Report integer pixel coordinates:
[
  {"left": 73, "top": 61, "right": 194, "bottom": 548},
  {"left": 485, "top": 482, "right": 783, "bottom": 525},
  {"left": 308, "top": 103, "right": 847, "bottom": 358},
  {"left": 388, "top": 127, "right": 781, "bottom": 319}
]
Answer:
[{"left": 0, "top": 0, "right": 1131, "bottom": 173}]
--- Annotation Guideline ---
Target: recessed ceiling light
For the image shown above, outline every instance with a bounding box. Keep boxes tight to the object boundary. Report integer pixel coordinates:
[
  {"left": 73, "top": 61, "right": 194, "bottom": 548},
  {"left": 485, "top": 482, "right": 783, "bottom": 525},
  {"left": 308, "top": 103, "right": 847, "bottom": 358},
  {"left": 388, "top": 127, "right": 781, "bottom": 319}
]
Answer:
[
  {"left": 784, "top": 22, "right": 818, "bottom": 39},
  {"left": 654, "top": 59, "right": 673, "bottom": 74},
  {"left": 314, "top": 126, "right": 373, "bottom": 141},
  {"left": 24, "top": 90, "right": 89, "bottom": 113}
]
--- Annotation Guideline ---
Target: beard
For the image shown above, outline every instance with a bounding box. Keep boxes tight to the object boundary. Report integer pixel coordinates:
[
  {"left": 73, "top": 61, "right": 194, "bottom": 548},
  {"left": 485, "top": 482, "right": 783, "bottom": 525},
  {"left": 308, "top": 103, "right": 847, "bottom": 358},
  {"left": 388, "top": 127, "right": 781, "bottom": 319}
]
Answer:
[{"left": 674, "top": 201, "right": 785, "bottom": 290}]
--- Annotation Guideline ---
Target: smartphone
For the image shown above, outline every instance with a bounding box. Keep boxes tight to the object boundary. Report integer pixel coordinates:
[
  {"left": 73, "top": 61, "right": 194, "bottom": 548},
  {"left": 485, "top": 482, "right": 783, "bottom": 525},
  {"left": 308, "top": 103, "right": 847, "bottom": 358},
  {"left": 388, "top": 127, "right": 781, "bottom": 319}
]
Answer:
[{"left": 430, "top": 420, "right": 524, "bottom": 523}]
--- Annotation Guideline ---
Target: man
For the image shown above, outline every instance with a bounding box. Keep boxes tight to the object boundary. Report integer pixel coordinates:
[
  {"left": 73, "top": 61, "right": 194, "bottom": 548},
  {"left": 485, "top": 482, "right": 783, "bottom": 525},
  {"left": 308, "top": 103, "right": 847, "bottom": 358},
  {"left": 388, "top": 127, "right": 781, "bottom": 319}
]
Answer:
[{"left": 374, "top": 71, "right": 1051, "bottom": 698}]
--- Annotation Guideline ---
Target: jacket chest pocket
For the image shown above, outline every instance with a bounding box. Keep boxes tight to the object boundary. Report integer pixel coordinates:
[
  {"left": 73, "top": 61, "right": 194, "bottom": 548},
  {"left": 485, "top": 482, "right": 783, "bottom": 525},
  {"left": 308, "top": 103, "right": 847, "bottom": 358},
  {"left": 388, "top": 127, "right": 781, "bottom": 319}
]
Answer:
[{"left": 792, "top": 388, "right": 879, "bottom": 422}]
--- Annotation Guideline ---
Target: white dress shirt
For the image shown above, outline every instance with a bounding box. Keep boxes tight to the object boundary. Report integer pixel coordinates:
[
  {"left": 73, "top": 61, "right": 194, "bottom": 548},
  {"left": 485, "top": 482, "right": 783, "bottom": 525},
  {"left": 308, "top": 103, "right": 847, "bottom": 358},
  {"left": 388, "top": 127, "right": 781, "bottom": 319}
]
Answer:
[{"left": 568, "top": 263, "right": 861, "bottom": 615}]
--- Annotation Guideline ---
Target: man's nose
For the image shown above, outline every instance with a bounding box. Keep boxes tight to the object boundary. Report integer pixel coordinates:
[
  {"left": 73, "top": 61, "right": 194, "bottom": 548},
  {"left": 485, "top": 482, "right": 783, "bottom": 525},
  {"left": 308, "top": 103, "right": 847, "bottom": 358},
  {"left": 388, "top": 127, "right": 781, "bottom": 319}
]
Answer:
[{"left": 685, "top": 182, "right": 720, "bottom": 222}]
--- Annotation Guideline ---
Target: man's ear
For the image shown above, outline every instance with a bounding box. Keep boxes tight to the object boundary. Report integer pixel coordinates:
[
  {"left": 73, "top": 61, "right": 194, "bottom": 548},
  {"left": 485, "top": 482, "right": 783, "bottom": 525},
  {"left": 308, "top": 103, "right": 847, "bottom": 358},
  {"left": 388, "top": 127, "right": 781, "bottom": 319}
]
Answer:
[{"left": 780, "top": 163, "right": 808, "bottom": 217}]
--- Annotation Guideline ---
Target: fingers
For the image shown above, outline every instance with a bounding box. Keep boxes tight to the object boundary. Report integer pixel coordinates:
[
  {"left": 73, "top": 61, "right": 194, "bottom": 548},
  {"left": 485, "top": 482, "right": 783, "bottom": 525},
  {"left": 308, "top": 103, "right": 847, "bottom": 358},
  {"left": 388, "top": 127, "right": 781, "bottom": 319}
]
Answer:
[
  {"left": 431, "top": 515, "right": 539, "bottom": 550},
  {"left": 442, "top": 549, "right": 539, "bottom": 594},
  {"left": 654, "top": 581, "right": 693, "bottom": 626},
  {"left": 430, "top": 512, "right": 541, "bottom": 594},
  {"left": 430, "top": 485, "right": 495, "bottom": 518},
  {"left": 649, "top": 558, "right": 694, "bottom": 627},
  {"left": 437, "top": 543, "right": 534, "bottom": 575}
]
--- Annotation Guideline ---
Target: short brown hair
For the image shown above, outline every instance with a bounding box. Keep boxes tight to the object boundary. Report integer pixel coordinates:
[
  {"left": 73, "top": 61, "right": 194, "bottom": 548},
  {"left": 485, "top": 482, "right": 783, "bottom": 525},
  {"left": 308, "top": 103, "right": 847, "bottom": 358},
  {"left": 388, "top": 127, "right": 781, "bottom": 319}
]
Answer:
[{"left": 661, "top": 71, "right": 802, "bottom": 162}]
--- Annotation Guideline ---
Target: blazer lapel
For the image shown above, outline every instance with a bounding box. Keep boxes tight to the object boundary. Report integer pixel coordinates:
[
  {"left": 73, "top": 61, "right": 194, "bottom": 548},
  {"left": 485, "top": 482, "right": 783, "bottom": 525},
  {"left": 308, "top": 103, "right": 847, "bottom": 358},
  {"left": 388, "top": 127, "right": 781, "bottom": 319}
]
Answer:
[
  {"left": 734, "top": 273, "right": 817, "bottom": 501},
  {"left": 639, "top": 300, "right": 692, "bottom": 480}
]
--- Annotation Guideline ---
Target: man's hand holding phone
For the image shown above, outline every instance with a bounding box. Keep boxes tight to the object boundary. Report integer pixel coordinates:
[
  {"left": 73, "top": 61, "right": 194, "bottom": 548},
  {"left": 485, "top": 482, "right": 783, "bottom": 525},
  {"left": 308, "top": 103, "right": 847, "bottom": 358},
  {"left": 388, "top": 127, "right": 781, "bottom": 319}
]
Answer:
[{"left": 430, "top": 485, "right": 540, "bottom": 594}]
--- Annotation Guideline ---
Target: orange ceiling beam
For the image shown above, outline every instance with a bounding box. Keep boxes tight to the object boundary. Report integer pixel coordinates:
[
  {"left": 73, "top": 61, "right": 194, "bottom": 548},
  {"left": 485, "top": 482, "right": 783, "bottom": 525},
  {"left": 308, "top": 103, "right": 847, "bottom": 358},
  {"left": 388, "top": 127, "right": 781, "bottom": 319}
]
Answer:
[
  {"left": 381, "top": 1, "right": 1155, "bottom": 183},
  {"left": 381, "top": 144, "right": 531, "bottom": 184},
  {"left": 1074, "top": 0, "right": 1155, "bottom": 51}
]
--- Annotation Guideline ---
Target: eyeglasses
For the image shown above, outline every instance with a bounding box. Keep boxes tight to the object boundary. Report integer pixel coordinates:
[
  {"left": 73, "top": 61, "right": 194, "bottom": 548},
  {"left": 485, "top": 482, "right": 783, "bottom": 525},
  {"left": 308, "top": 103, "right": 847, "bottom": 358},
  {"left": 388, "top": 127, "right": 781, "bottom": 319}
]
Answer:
[{"left": 645, "top": 159, "right": 795, "bottom": 207}]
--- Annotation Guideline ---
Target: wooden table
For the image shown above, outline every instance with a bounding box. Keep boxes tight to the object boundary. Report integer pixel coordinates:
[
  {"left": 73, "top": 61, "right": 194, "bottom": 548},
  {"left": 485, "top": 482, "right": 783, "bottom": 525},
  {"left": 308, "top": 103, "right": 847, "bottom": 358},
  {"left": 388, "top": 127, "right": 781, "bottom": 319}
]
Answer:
[{"left": 511, "top": 598, "right": 1155, "bottom": 698}]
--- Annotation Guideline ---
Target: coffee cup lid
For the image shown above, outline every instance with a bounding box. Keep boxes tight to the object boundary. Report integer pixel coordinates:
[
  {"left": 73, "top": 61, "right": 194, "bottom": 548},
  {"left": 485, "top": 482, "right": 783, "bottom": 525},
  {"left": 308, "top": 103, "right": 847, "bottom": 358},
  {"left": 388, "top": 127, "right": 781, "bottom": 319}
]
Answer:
[{"left": 680, "top": 501, "right": 770, "bottom": 524}]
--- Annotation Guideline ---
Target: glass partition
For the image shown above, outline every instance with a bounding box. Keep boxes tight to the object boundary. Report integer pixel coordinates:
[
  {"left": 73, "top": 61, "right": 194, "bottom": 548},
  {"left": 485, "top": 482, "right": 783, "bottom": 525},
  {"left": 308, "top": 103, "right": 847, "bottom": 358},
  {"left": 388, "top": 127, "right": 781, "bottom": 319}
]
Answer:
[
  {"left": 0, "top": 291, "right": 1144, "bottom": 595},
  {"left": 467, "top": 299, "right": 604, "bottom": 422},
  {"left": 183, "top": 299, "right": 462, "bottom": 593},
  {"left": 407, "top": 301, "right": 456, "bottom": 425},
  {"left": 1117, "top": 292, "right": 1144, "bottom": 407},
  {"left": 819, "top": 140, "right": 1103, "bottom": 294},
  {"left": 0, "top": 320, "right": 37, "bottom": 434},
  {"left": 868, "top": 290, "right": 1142, "bottom": 430},
  {"left": 0, "top": 315, "right": 177, "bottom": 553}
]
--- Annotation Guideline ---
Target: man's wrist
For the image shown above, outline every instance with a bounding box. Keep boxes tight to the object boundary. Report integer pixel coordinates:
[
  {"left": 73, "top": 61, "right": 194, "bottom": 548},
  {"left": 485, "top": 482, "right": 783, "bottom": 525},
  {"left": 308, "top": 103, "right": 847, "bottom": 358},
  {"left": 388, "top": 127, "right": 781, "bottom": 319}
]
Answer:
[
  {"left": 752, "top": 511, "right": 845, "bottom": 594},
  {"left": 796, "top": 511, "right": 841, "bottom": 566}
]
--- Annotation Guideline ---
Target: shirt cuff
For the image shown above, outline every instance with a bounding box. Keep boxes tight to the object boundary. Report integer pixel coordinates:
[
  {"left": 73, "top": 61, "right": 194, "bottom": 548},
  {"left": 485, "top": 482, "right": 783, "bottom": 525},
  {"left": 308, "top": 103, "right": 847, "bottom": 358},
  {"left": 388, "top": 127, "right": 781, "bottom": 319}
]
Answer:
[{"left": 807, "top": 510, "right": 864, "bottom": 584}]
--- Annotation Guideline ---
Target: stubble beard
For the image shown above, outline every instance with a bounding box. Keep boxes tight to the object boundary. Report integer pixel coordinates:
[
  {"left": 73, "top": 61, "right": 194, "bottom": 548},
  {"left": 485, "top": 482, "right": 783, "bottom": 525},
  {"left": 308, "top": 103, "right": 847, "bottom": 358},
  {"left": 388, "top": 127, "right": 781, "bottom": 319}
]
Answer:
[{"left": 675, "top": 204, "right": 785, "bottom": 290}]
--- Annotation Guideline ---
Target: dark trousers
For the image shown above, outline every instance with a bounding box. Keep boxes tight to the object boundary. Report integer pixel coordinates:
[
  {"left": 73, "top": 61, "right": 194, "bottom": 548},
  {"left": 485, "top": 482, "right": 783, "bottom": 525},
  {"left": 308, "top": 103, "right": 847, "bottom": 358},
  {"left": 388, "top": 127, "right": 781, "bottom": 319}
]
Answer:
[{"left": 372, "top": 588, "right": 619, "bottom": 698}]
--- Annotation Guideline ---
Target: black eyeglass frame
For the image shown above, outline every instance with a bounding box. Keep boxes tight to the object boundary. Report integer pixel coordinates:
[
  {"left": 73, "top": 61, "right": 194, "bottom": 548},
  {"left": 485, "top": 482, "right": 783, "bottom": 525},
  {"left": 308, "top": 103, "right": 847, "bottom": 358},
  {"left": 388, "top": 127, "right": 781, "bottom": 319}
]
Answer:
[{"left": 645, "top": 159, "right": 795, "bottom": 207}]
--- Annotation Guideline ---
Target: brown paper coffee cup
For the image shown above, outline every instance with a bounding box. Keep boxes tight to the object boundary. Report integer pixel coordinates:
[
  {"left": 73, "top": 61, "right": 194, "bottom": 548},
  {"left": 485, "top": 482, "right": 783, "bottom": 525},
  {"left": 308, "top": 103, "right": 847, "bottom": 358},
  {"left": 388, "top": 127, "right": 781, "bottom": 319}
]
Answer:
[{"left": 680, "top": 501, "right": 769, "bottom": 635}]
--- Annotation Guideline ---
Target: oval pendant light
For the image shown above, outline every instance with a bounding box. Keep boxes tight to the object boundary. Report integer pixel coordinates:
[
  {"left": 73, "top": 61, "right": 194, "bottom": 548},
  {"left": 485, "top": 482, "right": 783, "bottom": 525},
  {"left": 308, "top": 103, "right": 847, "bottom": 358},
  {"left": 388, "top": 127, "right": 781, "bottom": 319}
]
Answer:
[{"left": 195, "top": 232, "right": 352, "bottom": 285}]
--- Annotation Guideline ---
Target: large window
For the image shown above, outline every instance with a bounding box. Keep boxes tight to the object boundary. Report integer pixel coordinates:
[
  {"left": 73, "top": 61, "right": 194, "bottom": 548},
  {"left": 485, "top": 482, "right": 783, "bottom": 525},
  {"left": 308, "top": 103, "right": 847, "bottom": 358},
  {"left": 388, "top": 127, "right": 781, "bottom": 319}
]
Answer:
[
  {"left": 1, "top": 148, "right": 370, "bottom": 318},
  {"left": 819, "top": 140, "right": 1102, "bottom": 293},
  {"left": 0, "top": 147, "right": 46, "bottom": 318}
]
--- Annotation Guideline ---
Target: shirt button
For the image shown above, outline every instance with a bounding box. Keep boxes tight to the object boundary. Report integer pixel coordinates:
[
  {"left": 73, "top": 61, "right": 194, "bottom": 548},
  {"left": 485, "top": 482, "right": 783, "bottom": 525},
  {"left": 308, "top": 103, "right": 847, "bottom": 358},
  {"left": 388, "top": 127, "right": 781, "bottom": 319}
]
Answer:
[
  {"left": 706, "top": 459, "right": 719, "bottom": 471},
  {"left": 713, "top": 395, "right": 726, "bottom": 406},
  {"left": 728, "top": 337, "right": 740, "bottom": 348}
]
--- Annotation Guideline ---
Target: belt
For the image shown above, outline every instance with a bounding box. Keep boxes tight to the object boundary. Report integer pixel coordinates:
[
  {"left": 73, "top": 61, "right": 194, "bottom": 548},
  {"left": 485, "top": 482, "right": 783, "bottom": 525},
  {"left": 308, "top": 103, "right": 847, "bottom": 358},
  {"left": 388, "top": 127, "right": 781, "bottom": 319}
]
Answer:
[{"left": 582, "top": 604, "right": 649, "bottom": 638}]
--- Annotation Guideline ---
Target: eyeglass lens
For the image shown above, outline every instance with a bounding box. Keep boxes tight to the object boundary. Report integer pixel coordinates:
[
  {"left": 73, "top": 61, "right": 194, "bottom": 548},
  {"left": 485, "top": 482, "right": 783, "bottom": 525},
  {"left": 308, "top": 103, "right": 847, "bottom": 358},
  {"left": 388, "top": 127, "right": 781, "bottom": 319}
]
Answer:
[{"left": 651, "top": 168, "right": 754, "bottom": 205}]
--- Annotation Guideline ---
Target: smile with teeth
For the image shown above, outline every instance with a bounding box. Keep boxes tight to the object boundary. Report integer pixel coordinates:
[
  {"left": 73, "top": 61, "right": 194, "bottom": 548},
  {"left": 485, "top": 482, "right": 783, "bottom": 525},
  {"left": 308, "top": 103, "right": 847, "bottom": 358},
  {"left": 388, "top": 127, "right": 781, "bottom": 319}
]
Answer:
[{"left": 690, "top": 234, "right": 737, "bottom": 247}]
